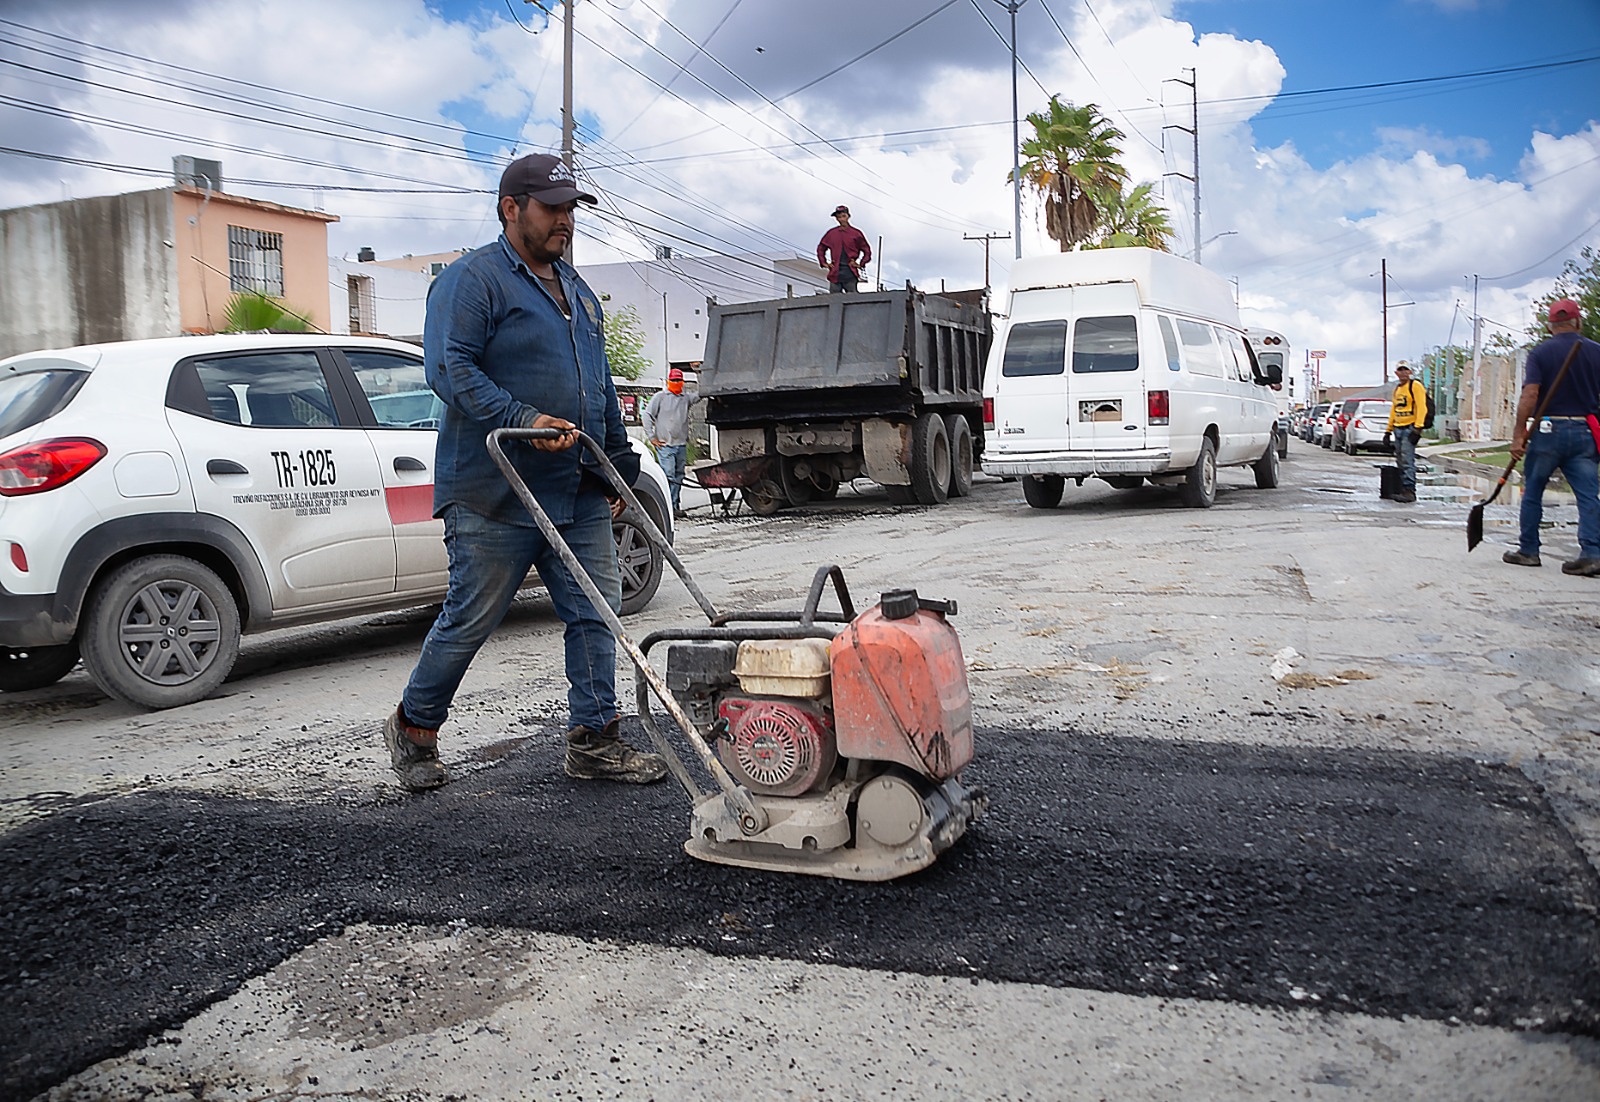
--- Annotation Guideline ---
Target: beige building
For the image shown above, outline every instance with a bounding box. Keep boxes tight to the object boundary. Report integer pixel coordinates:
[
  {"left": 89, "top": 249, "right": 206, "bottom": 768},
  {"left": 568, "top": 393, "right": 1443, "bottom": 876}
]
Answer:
[{"left": 0, "top": 181, "right": 337, "bottom": 358}]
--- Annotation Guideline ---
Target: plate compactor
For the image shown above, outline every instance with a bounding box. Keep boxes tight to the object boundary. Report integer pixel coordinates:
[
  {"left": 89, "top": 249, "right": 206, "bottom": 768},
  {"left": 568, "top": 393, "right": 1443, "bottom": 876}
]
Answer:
[{"left": 489, "top": 429, "right": 987, "bottom": 881}]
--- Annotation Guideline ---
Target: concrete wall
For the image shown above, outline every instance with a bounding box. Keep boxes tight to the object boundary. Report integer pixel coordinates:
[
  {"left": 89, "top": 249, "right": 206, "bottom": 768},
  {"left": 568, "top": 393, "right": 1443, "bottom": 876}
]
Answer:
[
  {"left": 0, "top": 190, "right": 178, "bottom": 358},
  {"left": 328, "top": 257, "right": 430, "bottom": 341}
]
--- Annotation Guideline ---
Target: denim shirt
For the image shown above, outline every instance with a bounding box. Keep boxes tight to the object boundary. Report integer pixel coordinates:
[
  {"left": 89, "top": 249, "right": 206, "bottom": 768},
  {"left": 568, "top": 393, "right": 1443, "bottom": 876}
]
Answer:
[{"left": 424, "top": 236, "right": 640, "bottom": 526}]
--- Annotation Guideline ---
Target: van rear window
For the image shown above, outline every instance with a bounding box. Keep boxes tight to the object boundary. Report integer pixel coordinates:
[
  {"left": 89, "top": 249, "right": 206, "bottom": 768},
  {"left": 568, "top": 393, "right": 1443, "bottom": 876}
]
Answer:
[
  {"left": 1001, "top": 321, "right": 1066, "bottom": 377},
  {"left": 1072, "top": 315, "right": 1138, "bottom": 373}
]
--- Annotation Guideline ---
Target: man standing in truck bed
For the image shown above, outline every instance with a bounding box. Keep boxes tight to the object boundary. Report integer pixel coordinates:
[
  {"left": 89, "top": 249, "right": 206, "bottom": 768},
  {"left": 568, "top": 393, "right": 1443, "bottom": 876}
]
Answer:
[{"left": 817, "top": 205, "right": 871, "bottom": 293}]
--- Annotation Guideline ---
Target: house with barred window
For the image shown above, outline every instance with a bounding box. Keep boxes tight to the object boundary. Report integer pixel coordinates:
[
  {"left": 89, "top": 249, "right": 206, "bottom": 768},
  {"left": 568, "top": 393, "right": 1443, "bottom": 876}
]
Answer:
[{"left": 0, "top": 159, "right": 337, "bottom": 359}]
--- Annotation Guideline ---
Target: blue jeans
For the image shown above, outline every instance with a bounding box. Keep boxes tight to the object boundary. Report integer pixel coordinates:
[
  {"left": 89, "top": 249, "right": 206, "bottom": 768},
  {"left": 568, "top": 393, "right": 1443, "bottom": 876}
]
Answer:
[
  {"left": 829, "top": 272, "right": 858, "bottom": 293},
  {"left": 1518, "top": 419, "right": 1600, "bottom": 559},
  {"left": 1394, "top": 427, "right": 1418, "bottom": 491},
  {"left": 401, "top": 497, "right": 621, "bottom": 732},
  {"left": 657, "top": 443, "right": 687, "bottom": 511}
]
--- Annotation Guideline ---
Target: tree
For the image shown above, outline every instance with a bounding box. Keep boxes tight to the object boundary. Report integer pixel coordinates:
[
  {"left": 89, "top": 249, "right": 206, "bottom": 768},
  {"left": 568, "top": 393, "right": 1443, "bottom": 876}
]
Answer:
[
  {"left": 221, "top": 291, "right": 314, "bottom": 333},
  {"left": 1085, "top": 181, "right": 1176, "bottom": 251},
  {"left": 603, "top": 303, "right": 651, "bottom": 381},
  {"left": 1525, "top": 245, "right": 1600, "bottom": 343},
  {"left": 1012, "top": 97, "right": 1128, "bottom": 251}
]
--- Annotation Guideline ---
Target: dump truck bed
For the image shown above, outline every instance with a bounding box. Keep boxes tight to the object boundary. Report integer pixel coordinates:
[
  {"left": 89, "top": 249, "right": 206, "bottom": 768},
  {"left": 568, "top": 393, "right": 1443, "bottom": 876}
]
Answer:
[{"left": 700, "top": 289, "right": 988, "bottom": 425}]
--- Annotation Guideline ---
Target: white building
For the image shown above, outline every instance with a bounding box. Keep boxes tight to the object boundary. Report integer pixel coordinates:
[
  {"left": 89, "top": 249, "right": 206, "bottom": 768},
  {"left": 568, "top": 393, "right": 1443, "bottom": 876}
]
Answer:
[
  {"left": 346, "top": 246, "right": 829, "bottom": 381},
  {"left": 328, "top": 256, "right": 432, "bottom": 342}
]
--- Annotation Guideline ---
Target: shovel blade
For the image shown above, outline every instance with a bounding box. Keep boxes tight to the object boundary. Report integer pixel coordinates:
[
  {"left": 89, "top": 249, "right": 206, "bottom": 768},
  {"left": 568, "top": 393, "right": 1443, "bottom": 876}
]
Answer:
[{"left": 1466, "top": 503, "right": 1486, "bottom": 551}]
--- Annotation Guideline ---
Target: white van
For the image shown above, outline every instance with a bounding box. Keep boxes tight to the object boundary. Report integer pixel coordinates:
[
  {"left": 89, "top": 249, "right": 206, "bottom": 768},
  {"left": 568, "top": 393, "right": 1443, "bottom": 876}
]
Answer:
[{"left": 981, "top": 248, "right": 1283, "bottom": 508}]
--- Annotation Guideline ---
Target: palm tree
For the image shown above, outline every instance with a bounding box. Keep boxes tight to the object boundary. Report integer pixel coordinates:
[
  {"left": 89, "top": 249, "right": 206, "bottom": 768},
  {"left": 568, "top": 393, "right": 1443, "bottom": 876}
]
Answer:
[
  {"left": 221, "top": 291, "right": 313, "bottom": 333},
  {"left": 1011, "top": 97, "right": 1128, "bottom": 251},
  {"left": 1087, "top": 182, "right": 1176, "bottom": 251}
]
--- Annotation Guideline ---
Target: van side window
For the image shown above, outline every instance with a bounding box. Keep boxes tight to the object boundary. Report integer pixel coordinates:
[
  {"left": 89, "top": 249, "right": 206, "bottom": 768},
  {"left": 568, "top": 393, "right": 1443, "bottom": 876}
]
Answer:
[
  {"left": 1220, "top": 330, "right": 1251, "bottom": 383},
  {"left": 1158, "top": 316, "right": 1182, "bottom": 371},
  {"left": 1001, "top": 321, "right": 1067, "bottom": 377},
  {"left": 1175, "top": 319, "right": 1222, "bottom": 378},
  {"left": 1071, "top": 315, "right": 1138, "bottom": 373}
]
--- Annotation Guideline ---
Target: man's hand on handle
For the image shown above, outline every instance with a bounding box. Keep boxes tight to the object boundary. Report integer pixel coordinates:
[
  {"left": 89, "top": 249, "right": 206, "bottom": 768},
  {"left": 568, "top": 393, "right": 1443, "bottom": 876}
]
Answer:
[{"left": 524, "top": 413, "right": 579, "bottom": 452}]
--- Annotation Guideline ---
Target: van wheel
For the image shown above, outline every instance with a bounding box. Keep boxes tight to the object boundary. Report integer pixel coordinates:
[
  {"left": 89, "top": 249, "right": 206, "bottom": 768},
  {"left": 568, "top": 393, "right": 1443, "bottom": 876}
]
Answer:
[
  {"left": 1181, "top": 438, "right": 1218, "bottom": 508},
  {"left": 944, "top": 415, "right": 974, "bottom": 497},
  {"left": 1022, "top": 475, "right": 1064, "bottom": 509},
  {"left": 911, "top": 413, "right": 950, "bottom": 505},
  {"left": 1253, "top": 437, "right": 1281, "bottom": 489},
  {"left": 80, "top": 555, "right": 241, "bottom": 709},
  {"left": 0, "top": 642, "right": 80, "bottom": 693},
  {"left": 1277, "top": 428, "right": 1289, "bottom": 459}
]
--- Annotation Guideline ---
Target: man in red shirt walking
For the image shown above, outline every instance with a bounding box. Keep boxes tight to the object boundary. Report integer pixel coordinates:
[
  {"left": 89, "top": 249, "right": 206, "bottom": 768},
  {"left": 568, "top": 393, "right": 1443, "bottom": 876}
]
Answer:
[{"left": 817, "top": 205, "right": 871, "bottom": 293}]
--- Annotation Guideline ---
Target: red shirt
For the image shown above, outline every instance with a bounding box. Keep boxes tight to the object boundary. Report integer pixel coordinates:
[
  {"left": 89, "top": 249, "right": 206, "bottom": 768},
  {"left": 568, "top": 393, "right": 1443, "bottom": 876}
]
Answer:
[{"left": 817, "top": 225, "right": 871, "bottom": 282}]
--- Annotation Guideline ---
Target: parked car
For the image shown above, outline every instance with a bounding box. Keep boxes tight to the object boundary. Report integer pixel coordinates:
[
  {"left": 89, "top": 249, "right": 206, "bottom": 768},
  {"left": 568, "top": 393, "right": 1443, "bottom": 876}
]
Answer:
[
  {"left": 1343, "top": 400, "right": 1394, "bottom": 454},
  {"left": 0, "top": 335, "right": 673, "bottom": 709},
  {"left": 1313, "top": 404, "right": 1339, "bottom": 446},
  {"left": 1305, "top": 403, "right": 1330, "bottom": 443},
  {"left": 1327, "top": 398, "right": 1361, "bottom": 451}
]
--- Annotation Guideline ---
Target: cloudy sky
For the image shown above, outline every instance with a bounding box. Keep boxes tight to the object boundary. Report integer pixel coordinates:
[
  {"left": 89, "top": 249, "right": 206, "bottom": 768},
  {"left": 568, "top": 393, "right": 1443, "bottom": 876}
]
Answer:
[{"left": 1, "top": 0, "right": 1597, "bottom": 386}]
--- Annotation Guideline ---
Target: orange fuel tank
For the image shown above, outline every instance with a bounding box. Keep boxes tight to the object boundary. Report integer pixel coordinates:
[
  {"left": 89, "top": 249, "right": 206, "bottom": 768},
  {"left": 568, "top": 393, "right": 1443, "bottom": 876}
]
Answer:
[{"left": 828, "top": 591, "right": 973, "bottom": 780}]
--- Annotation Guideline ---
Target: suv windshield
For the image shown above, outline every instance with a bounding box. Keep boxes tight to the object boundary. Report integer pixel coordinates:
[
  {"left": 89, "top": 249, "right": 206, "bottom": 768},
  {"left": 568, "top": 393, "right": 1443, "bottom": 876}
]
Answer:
[{"left": 0, "top": 367, "right": 90, "bottom": 439}]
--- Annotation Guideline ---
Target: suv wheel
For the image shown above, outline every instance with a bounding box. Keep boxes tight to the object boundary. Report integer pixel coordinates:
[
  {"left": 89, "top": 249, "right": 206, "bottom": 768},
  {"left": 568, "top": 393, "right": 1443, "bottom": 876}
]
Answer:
[
  {"left": 0, "top": 642, "right": 81, "bottom": 693},
  {"left": 616, "top": 490, "right": 667, "bottom": 617},
  {"left": 81, "top": 555, "right": 241, "bottom": 709}
]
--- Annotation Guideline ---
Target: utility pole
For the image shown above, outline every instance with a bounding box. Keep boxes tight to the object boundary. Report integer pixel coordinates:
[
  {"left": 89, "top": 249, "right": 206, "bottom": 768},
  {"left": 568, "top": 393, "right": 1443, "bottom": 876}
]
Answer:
[
  {"left": 1162, "top": 68, "right": 1200, "bottom": 262},
  {"left": 1470, "top": 273, "right": 1482, "bottom": 424},
  {"left": 991, "top": 0, "right": 1029, "bottom": 259},
  {"left": 561, "top": 0, "right": 577, "bottom": 264},
  {"left": 964, "top": 231, "right": 1011, "bottom": 289},
  {"left": 1381, "top": 257, "right": 1389, "bottom": 385}
]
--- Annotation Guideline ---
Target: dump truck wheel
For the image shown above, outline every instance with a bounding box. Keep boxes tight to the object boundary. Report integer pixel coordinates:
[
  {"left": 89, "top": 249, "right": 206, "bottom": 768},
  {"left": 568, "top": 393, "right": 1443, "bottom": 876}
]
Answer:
[
  {"left": 944, "top": 415, "right": 974, "bottom": 498},
  {"left": 911, "top": 413, "right": 950, "bottom": 505}
]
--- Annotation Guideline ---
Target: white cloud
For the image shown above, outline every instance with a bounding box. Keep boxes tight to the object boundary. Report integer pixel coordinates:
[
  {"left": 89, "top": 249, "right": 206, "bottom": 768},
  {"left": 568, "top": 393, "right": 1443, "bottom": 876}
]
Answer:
[{"left": 0, "top": 0, "right": 1594, "bottom": 385}]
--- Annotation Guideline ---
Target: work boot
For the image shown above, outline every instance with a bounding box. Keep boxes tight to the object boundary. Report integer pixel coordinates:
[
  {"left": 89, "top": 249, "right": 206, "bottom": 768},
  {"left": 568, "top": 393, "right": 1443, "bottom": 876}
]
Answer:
[
  {"left": 566, "top": 719, "right": 667, "bottom": 784},
  {"left": 385, "top": 707, "right": 448, "bottom": 791},
  {"left": 1561, "top": 557, "right": 1600, "bottom": 577},
  {"left": 1502, "top": 550, "right": 1542, "bottom": 568},
  {"left": 1392, "top": 490, "right": 1416, "bottom": 504}
]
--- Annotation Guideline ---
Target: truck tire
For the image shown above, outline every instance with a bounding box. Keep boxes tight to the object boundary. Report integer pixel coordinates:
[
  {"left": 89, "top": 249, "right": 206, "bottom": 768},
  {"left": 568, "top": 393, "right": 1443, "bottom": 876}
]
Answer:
[
  {"left": 1022, "top": 475, "right": 1064, "bottom": 509},
  {"left": 911, "top": 413, "right": 950, "bottom": 505},
  {"left": 944, "top": 414, "right": 974, "bottom": 498},
  {"left": 80, "top": 554, "right": 241, "bottom": 709},
  {"left": 1180, "top": 437, "right": 1218, "bottom": 508}
]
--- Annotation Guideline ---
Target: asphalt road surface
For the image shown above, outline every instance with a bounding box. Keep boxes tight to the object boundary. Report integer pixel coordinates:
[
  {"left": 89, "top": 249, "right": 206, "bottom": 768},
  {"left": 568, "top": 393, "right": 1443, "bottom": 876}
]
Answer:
[{"left": 5, "top": 442, "right": 1599, "bottom": 1101}]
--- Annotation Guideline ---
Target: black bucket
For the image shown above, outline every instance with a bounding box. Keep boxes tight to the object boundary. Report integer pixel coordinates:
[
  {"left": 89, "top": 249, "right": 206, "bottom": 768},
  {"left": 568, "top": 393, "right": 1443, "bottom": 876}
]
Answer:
[{"left": 1379, "top": 464, "right": 1401, "bottom": 499}]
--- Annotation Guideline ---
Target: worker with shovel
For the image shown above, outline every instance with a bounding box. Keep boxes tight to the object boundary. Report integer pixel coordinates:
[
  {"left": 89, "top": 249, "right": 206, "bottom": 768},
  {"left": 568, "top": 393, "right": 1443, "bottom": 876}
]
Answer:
[{"left": 1501, "top": 299, "right": 1600, "bottom": 577}]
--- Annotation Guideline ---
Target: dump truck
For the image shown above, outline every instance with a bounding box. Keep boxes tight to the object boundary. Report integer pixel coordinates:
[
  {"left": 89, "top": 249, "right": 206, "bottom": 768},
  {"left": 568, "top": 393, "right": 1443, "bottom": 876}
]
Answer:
[{"left": 696, "top": 287, "right": 991, "bottom": 513}]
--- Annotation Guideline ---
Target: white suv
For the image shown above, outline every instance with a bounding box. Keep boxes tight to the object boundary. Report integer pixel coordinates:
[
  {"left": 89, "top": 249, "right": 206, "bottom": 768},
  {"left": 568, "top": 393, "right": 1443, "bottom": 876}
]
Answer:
[{"left": 0, "top": 335, "right": 673, "bottom": 709}]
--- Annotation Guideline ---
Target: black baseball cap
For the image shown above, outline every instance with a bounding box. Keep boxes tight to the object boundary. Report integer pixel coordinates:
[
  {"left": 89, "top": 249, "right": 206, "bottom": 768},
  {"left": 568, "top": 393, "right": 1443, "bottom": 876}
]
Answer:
[{"left": 498, "top": 154, "right": 597, "bottom": 205}]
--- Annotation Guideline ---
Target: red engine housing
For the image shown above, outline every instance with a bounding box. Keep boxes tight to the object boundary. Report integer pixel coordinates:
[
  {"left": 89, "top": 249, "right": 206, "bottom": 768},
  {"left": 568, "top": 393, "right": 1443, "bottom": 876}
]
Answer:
[{"left": 715, "top": 696, "right": 837, "bottom": 796}]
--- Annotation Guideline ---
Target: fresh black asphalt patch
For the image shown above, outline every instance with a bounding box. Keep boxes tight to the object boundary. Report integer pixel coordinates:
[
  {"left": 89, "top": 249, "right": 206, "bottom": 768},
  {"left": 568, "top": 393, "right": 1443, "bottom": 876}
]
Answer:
[{"left": 5, "top": 727, "right": 1599, "bottom": 1100}]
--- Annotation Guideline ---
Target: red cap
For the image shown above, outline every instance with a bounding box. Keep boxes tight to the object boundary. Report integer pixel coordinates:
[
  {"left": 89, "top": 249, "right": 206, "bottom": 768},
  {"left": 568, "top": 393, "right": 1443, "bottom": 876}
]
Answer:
[
  {"left": 1548, "top": 298, "right": 1581, "bottom": 323},
  {"left": 667, "top": 367, "right": 683, "bottom": 380}
]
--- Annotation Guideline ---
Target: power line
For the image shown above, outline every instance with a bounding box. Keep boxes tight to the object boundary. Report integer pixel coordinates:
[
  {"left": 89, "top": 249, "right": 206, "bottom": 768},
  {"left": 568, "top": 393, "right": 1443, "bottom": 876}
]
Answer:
[{"left": 776, "top": 0, "right": 965, "bottom": 102}]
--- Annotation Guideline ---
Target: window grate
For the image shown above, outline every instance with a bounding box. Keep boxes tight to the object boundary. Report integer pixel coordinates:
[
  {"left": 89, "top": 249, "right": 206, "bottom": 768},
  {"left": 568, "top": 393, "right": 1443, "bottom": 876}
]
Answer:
[{"left": 227, "top": 225, "right": 285, "bottom": 296}]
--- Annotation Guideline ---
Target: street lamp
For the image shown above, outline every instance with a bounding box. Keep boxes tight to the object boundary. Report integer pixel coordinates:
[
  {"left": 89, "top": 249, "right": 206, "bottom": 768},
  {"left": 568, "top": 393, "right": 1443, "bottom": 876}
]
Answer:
[
  {"left": 1190, "top": 230, "right": 1235, "bottom": 261},
  {"left": 992, "top": 0, "right": 1029, "bottom": 259}
]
